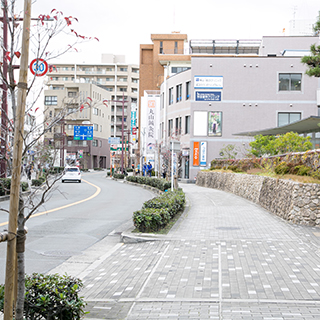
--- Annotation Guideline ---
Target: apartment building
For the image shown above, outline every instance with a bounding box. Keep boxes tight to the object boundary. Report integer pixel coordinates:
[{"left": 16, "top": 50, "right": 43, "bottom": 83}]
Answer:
[
  {"left": 140, "top": 34, "right": 320, "bottom": 181},
  {"left": 44, "top": 82, "right": 111, "bottom": 169},
  {"left": 44, "top": 54, "right": 139, "bottom": 169}
]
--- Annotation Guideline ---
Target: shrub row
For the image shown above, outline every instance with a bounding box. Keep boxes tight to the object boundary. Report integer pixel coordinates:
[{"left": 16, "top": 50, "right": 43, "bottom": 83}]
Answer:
[
  {"left": 0, "top": 273, "right": 86, "bottom": 319},
  {"left": 113, "top": 173, "right": 125, "bottom": 179},
  {"left": 31, "top": 175, "right": 46, "bottom": 187},
  {"left": 126, "top": 176, "right": 171, "bottom": 191},
  {"left": 0, "top": 178, "right": 28, "bottom": 196},
  {"left": 133, "top": 189, "right": 185, "bottom": 232}
]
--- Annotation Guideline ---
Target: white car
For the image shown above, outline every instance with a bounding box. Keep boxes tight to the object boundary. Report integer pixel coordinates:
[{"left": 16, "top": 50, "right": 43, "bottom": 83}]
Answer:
[{"left": 62, "top": 167, "right": 82, "bottom": 183}]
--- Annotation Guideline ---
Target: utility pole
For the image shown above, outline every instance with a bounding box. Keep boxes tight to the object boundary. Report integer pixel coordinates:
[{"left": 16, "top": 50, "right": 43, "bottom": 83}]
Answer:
[{"left": 4, "top": 0, "right": 31, "bottom": 318}]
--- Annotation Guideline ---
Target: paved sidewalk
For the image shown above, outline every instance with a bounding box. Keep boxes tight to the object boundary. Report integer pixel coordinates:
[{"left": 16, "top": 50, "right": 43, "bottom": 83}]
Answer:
[{"left": 57, "top": 183, "right": 320, "bottom": 319}]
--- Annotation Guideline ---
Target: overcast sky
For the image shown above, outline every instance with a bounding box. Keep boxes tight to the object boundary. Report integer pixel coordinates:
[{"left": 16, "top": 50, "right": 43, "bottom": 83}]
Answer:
[{"left": 26, "top": 0, "right": 320, "bottom": 65}]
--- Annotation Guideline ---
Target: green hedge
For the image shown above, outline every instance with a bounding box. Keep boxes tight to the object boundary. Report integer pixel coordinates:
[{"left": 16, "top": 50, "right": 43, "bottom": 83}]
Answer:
[
  {"left": 0, "top": 273, "right": 86, "bottom": 319},
  {"left": 126, "top": 176, "right": 171, "bottom": 191},
  {"left": 31, "top": 175, "right": 46, "bottom": 187},
  {"left": 0, "top": 178, "right": 28, "bottom": 196},
  {"left": 133, "top": 189, "right": 185, "bottom": 232},
  {"left": 113, "top": 173, "right": 125, "bottom": 179}
]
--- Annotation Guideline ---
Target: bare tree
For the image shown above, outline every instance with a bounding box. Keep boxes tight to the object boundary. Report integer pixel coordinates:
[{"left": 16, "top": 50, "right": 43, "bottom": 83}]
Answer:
[{"left": 0, "top": 1, "right": 98, "bottom": 318}]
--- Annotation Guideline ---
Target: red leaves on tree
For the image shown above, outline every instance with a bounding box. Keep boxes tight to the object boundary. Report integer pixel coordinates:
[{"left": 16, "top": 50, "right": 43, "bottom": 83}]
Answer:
[
  {"left": 14, "top": 51, "right": 21, "bottom": 58},
  {"left": 64, "top": 17, "right": 72, "bottom": 26},
  {"left": 5, "top": 52, "right": 11, "bottom": 62}
]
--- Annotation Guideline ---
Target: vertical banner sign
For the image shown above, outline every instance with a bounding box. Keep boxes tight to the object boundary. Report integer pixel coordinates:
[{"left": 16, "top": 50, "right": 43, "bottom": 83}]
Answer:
[
  {"left": 131, "top": 102, "right": 137, "bottom": 143},
  {"left": 200, "top": 141, "right": 207, "bottom": 166},
  {"left": 193, "top": 141, "right": 200, "bottom": 166},
  {"left": 146, "top": 99, "right": 156, "bottom": 153}
]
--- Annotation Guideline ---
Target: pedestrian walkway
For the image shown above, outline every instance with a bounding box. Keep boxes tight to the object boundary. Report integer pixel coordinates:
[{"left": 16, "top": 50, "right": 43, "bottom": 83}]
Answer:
[{"left": 60, "top": 183, "right": 320, "bottom": 319}]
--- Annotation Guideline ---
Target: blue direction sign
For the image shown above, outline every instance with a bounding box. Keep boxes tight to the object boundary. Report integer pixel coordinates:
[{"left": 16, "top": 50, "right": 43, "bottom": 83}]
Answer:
[{"left": 74, "top": 125, "right": 93, "bottom": 140}]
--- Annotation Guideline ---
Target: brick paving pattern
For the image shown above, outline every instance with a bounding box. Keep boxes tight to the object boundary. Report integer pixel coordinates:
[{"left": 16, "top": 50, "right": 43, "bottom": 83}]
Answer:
[{"left": 77, "top": 184, "right": 320, "bottom": 319}]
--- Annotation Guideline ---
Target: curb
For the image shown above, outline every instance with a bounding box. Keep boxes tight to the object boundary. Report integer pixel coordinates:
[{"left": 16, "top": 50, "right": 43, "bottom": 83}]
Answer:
[{"left": 121, "top": 226, "right": 168, "bottom": 244}]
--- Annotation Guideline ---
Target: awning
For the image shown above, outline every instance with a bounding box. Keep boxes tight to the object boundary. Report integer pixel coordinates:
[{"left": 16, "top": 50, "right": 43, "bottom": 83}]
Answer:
[{"left": 234, "top": 116, "right": 320, "bottom": 136}]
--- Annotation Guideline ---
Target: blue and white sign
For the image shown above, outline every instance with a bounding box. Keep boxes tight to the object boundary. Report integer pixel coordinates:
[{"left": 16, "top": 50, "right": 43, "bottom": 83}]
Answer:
[
  {"left": 196, "top": 91, "right": 221, "bottom": 101},
  {"left": 108, "top": 137, "right": 121, "bottom": 144},
  {"left": 194, "top": 76, "right": 223, "bottom": 89},
  {"left": 200, "top": 141, "right": 207, "bottom": 166},
  {"left": 74, "top": 125, "right": 93, "bottom": 140}
]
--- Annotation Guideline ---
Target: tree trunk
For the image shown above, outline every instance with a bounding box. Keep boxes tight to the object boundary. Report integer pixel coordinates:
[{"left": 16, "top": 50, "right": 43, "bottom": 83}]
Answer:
[{"left": 15, "top": 196, "right": 26, "bottom": 320}]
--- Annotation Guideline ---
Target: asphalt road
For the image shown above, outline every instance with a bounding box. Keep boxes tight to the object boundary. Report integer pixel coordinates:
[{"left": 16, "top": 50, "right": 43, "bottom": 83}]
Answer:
[{"left": 0, "top": 171, "right": 155, "bottom": 285}]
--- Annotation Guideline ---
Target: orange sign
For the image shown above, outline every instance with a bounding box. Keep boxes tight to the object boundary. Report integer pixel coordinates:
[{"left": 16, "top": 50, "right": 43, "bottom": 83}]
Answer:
[{"left": 193, "top": 142, "right": 200, "bottom": 166}]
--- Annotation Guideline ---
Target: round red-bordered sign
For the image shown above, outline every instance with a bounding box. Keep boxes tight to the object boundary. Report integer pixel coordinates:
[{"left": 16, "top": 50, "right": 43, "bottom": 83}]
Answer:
[{"left": 29, "top": 58, "right": 48, "bottom": 77}]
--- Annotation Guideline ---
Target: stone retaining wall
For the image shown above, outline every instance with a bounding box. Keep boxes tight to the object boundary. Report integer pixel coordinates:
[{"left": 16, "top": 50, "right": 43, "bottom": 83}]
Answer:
[{"left": 196, "top": 171, "right": 320, "bottom": 227}]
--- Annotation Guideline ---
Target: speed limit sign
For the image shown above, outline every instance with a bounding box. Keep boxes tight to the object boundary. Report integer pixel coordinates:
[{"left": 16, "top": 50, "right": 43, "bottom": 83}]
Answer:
[{"left": 29, "top": 58, "right": 48, "bottom": 77}]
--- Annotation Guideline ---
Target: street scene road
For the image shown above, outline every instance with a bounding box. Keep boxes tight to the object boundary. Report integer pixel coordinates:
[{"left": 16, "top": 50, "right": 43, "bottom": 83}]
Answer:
[
  {"left": 0, "top": 171, "right": 155, "bottom": 284},
  {"left": 2, "top": 175, "right": 320, "bottom": 319}
]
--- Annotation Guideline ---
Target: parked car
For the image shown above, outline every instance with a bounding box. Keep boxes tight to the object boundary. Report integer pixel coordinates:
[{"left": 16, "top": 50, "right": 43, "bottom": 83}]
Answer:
[{"left": 62, "top": 166, "right": 81, "bottom": 183}]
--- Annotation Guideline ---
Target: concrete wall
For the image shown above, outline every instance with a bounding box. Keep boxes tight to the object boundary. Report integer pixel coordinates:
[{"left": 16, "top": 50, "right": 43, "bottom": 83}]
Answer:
[{"left": 196, "top": 171, "right": 320, "bottom": 227}]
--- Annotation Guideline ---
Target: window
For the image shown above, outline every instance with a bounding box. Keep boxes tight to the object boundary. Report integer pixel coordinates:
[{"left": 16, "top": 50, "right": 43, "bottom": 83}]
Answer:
[
  {"left": 160, "top": 41, "right": 163, "bottom": 54},
  {"left": 93, "top": 123, "right": 98, "bottom": 131},
  {"left": 169, "top": 88, "right": 173, "bottom": 105},
  {"left": 185, "top": 115, "right": 190, "bottom": 134},
  {"left": 174, "top": 41, "right": 178, "bottom": 54},
  {"left": 279, "top": 73, "right": 302, "bottom": 91},
  {"left": 68, "top": 91, "right": 77, "bottom": 97},
  {"left": 172, "top": 67, "right": 190, "bottom": 74},
  {"left": 120, "top": 67, "right": 127, "bottom": 72},
  {"left": 186, "top": 81, "right": 191, "bottom": 100},
  {"left": 92, "top": 139, "right": 98, "bottom": 147},
  {"left": 132, "top": 78, "right": 138, "bottom": 83},
  {"left": 49, "top": 111, "right": 52, "bottom": 117},
  {"left": 132, "top": 88, "right": 138, "bottom": 93},
  {"left": 176, "top": 84, "right": 182, "bottom": 102},
  {"left": 278, "top": 112, "right": 301, "bottom": 127},
  {"left": 45, "top": 96, "right": 57, "bottom": 105},
  {"left": 175, "top": 117, "right": 182, "bottom": 135},
  {"left": 168, "top": 119, "right": 173, "bottom": 137},
  {"left": 119, "top": 77, "right": 127, "bottom": 82},
  {"left": 62, "top": 77, "right": 68, "bottom": 81},
  {"left": 93, "top": 107, "right": 99, "bottom": 115},
  {"left": 119, "top": 87, "right": 127, "bottom": 92},
  {"left": 51, "top": 77, "right": 58, "bottom": 81},
  {"left": 67, "top": 124, "right": 73, "bottom": 130},
  {"left": 99, "top": 140, "right": 102, "bottom": 147}
]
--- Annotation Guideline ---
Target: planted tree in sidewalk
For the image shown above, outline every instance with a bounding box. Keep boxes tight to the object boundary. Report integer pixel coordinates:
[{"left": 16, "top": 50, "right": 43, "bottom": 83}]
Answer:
[
  {"left": 301, "top": 11, "right": 320, "bottom": 77},
  {"left": 0, "top": 1, "right": 98, "bottom": 318}
]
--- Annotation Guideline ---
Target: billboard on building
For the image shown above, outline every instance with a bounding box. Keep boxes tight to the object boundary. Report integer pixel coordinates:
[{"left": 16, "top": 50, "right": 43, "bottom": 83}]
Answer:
[
  {"left": 208, "top": 111, "right": 222, "bottom": 136},
  {"left": 193, "top": 142, "right": 200, "bottom": 166},
  {"left": 194, "top": 76, "right": 223, "bottom": 89},
  {"left": 200, "top": 142, "right": 207, "bottom": 166},
  {"left": 146, "top": 98, "right": 156, "bottom": 153},
  {"left": 195, "top": 91, "right": 221, "bottom": 101}
]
